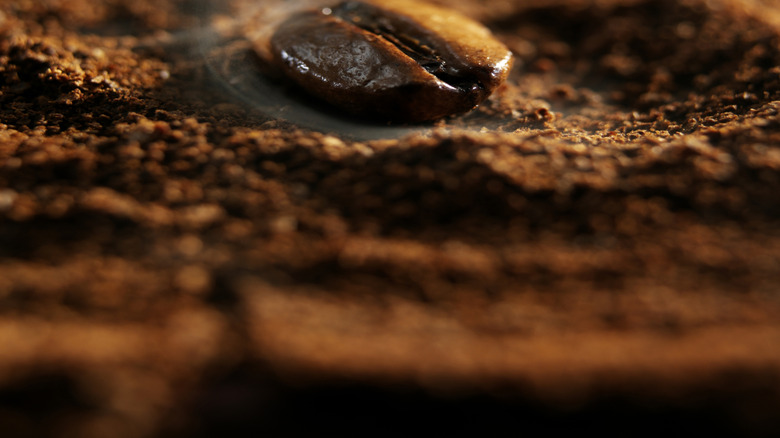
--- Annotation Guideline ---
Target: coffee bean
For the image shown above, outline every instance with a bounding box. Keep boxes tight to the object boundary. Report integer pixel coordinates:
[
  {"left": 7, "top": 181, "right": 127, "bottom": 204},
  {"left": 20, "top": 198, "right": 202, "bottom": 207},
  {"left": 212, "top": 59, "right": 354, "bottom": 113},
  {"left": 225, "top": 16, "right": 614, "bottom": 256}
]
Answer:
[{"left": 267, "top": 0, "right": 513, "bottom": 122}]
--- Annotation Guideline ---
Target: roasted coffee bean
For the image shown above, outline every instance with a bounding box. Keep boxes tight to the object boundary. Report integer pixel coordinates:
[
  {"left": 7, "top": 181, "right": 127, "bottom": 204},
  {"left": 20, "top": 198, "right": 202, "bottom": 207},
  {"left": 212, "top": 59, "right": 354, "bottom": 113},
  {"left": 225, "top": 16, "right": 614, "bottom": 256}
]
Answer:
[{"left": 268, "top": 0, "right": 513, "bottom": 122}]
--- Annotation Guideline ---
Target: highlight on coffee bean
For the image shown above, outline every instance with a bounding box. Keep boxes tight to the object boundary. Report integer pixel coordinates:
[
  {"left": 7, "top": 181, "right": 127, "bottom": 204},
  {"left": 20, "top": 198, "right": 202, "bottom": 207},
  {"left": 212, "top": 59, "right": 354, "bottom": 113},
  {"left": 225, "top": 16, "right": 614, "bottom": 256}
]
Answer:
[{"left": 264, "top": 0, "right": 513, "bottom": 123}]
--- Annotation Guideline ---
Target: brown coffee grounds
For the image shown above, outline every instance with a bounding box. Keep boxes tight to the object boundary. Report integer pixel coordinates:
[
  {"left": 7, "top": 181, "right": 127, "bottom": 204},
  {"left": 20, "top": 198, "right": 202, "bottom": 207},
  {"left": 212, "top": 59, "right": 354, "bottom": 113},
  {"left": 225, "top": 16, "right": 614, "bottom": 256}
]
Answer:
[{"left": 2, "top": 0, "right": 780, "bottom": 436}]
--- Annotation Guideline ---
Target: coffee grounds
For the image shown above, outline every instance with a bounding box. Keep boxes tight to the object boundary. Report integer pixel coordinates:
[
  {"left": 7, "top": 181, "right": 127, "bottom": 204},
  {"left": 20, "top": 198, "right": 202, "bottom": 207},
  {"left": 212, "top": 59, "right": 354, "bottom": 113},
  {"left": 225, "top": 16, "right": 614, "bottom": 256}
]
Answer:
[{"left": 1, "top": 0, "right": 780, "bottom": 436}]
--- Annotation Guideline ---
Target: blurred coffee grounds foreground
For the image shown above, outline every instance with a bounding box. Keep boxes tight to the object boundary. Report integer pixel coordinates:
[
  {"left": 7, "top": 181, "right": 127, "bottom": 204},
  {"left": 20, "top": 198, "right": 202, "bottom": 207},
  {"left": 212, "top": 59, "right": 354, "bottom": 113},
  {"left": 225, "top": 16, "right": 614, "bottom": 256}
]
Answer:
[{"left": 2, "top": 0, "right": 780, "bottom": 436}]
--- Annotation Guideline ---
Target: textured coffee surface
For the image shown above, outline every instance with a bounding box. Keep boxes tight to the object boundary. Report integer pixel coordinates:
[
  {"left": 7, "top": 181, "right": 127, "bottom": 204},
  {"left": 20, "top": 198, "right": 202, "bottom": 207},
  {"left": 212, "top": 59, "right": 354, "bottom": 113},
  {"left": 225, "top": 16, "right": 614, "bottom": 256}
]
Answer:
[{"left": 1, "top": 0, "right": 780, "bottom": 437}]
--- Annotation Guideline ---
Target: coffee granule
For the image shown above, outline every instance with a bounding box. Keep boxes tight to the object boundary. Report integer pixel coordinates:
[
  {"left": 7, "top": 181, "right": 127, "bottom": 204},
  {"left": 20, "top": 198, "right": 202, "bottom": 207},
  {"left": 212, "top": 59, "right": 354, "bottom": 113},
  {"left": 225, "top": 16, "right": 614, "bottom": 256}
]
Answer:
[{"left": 1, "top": 0, "right": 780, "bottom": 436}]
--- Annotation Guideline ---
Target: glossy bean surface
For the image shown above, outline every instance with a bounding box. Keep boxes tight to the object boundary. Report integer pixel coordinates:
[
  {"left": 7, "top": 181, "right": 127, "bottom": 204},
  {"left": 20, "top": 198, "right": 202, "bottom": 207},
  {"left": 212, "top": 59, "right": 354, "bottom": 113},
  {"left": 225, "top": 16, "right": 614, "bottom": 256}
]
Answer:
[{"left": 269, "top": 0, "right": 513, "bottom": 122}]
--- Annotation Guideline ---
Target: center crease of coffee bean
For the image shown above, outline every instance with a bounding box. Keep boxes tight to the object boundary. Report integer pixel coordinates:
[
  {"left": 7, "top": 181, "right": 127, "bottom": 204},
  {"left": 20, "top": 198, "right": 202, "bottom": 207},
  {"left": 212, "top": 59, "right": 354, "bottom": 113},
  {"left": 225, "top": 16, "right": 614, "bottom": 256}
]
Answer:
[{"left": 330, "top": 3, "right": 476, "bottom": 92}]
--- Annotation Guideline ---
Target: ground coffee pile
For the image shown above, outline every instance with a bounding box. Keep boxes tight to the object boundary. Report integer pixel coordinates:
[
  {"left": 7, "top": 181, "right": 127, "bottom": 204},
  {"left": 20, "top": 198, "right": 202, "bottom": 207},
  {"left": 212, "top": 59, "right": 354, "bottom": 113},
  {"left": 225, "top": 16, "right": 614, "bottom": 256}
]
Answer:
[{"left": 1, "top": 0, "right": 780, "bottom": 436}]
